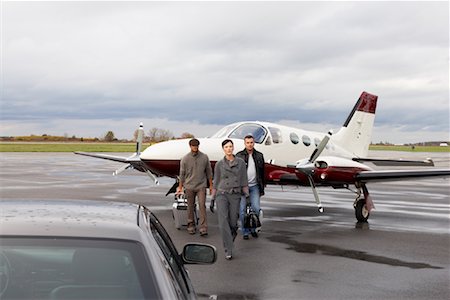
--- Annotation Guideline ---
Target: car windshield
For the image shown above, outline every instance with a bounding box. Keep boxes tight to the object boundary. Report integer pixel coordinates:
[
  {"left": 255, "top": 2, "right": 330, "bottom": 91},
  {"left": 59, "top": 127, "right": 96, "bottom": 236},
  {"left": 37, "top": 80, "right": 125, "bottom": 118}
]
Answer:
[{"left": 0, "top": 237, "right": 160, "bottom": 300}]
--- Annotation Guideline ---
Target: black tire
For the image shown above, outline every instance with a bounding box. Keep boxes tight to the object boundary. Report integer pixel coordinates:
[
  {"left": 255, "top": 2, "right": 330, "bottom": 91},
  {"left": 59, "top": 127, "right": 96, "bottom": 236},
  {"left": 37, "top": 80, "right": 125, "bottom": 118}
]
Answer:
[{"left": 355, "top": 200, "right": 370, "bottom": 222}]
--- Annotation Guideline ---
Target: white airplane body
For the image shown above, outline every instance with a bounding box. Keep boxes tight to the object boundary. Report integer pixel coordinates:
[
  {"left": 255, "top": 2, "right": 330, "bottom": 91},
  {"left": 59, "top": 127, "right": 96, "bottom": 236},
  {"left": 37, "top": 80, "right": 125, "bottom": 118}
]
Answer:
[{"left": 76, "top": 91, "right": 450, "bottom": 222}]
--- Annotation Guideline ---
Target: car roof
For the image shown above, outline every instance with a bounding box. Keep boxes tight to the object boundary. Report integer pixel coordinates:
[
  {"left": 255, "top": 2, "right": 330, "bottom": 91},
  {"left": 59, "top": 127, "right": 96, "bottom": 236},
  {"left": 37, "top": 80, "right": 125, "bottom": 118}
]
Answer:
[{"left": 0, "top": 199, "right": 144, "bottom": 241}]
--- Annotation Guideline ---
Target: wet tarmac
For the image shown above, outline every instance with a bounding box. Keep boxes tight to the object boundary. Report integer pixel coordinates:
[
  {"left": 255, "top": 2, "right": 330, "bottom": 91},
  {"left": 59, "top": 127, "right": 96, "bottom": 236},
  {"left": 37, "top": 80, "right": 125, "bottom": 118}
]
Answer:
[{"left": 1, "top": 152, "right": 449, "bottom": 299}]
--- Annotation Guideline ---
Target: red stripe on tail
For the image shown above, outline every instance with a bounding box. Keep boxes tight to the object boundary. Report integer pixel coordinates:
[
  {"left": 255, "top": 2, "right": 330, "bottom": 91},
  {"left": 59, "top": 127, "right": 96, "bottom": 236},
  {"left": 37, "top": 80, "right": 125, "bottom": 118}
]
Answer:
[{"left": 357, "top": 92, "right": 378, "bottom": 114}]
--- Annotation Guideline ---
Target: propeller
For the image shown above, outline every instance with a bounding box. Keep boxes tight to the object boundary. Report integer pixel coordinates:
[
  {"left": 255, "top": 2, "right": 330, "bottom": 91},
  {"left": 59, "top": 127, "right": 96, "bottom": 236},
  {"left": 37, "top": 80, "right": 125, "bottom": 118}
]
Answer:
[
  {"left": 136, "top": 122, "right": 144, "bottom": 155},
  {"left": 295, "top": 130, "right": 333, "bottom": 213},
  {"left": 112, "top": 122, "right": 159, "bottom": 185},
  {"left": 113, "top": 164, "right": 132, "bottom": 176},
  {"left": 145, "top": 169, "right": 160, "bottom": 185}
]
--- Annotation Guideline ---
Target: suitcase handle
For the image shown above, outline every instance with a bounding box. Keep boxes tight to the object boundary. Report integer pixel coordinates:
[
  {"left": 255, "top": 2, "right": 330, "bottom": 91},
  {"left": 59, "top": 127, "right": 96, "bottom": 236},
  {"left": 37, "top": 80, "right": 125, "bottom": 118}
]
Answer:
[{"left": 175, "top": 193, "right": 186, "bottom": 200}]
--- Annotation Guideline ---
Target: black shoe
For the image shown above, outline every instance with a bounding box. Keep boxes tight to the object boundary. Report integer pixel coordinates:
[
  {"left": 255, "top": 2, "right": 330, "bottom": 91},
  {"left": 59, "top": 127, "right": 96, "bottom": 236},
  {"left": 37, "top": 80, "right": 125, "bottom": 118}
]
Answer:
[
  {"left": 243, "top": 234, "right": 249, "bottom": 240},
  {"left": 251, "top": 231, "right": 258, "bottom": 238}
]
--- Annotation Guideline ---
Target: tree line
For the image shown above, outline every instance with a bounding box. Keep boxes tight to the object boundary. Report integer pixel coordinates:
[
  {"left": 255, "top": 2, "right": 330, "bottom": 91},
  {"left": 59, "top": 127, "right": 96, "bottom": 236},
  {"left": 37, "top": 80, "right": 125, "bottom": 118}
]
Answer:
[
  {"left": 101, "top": 127, "right": 195, "bottom": 143},
  {"left": 1, "top": 128, "right": 194, "bottom": 143}
]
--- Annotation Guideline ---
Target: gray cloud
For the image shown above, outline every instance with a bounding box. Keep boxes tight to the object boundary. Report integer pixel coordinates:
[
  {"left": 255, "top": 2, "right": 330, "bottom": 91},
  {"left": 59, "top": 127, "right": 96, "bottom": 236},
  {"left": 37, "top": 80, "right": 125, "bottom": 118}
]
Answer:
[{"left": 1, "top": 1, "right": 448, "bottom": 143}]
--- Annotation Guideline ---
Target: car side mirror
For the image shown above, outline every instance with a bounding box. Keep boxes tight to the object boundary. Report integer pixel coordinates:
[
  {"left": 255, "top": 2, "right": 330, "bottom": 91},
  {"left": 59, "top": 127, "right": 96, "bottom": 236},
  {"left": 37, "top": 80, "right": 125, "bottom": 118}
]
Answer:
[{"left": 181, "top": 243, "right": 217, "bottom": 265}]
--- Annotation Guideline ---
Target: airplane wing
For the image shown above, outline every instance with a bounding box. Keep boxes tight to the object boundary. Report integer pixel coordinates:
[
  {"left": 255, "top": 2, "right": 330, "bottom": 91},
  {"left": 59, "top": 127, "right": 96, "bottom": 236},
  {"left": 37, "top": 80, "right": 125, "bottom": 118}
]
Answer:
[
  {"left": 353, "top": 157, "right": 434, "bottom": 167},
  {"left": 74, "top": 124, "right": 163, "bottom": 183},
  {"left": 355, "top": 169, "right": 450, "bottom": 183},
  {"left": 74, "top": 151, "right": 160, "bottom": 184},
  {"left": 74, "top": 151, "right": 129, "bottom": 163}
]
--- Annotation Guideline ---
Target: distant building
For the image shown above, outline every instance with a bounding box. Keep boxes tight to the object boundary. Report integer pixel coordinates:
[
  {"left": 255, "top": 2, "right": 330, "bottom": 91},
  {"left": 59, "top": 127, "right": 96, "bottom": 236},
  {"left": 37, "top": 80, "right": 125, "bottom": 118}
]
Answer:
[{"left": 439, "top": 142, "right": 448, "bottom": 147}]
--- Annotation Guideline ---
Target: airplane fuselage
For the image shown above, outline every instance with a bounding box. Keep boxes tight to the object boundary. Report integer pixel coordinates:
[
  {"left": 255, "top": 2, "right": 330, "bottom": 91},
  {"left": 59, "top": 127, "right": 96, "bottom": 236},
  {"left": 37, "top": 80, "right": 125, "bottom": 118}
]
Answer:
[
  {"left": 75, "top": 91, "right": 450, "bottom": 223},
  {"left": 139, "top": 121, "right": 372, "bottom": 187}
]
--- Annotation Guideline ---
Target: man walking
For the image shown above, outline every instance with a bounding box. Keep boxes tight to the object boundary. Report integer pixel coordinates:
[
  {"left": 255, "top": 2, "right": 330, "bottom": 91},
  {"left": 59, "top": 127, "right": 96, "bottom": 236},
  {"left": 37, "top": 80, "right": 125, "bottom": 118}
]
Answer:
[
  {"left": 177, "top": 138, "right": 213, "bottom": 236},
  {"left": 236, "top": 135, "right": 266, "bottom": 239}
]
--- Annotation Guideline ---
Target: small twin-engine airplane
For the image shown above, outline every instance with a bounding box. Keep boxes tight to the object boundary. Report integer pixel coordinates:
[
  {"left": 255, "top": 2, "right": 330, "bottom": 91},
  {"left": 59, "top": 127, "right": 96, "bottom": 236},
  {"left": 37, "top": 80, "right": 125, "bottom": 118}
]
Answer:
[{"left": 75, "top": 91, "right": 450, "bottom": 222}]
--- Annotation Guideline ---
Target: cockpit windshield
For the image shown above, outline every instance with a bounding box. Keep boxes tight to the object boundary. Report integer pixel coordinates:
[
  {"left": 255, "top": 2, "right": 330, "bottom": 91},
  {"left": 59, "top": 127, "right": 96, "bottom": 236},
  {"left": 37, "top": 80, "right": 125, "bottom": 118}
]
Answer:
[
  {"left": 228, "top": 123, "right": 267, "bottom": 144},
  {"left": 210, "top": 124, "right": 237, "bottom": 139}
]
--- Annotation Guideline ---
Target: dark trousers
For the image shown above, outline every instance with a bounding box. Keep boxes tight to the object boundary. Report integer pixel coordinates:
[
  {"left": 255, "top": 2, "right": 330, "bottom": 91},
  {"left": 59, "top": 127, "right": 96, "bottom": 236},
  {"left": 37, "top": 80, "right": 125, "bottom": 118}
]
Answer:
[{"left": 216, "top": 192, "right": 241, "bottom": 255}]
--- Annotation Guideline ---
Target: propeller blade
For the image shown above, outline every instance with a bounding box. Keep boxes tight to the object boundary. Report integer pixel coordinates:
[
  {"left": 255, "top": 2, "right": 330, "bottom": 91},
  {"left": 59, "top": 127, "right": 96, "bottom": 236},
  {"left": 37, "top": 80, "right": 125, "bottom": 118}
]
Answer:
[
  {"left": 307, "top": 175, "right": 324, "bottom": 213},
  {"left": 293, "top": 130, "right": 331, "bottom": 212},
  {"left": 165, "top": 180, "right": 179, "bottom": 196},
  {"left": 113, "top": 164, "right": 132, "bottom": 176},
  {"left": 309, "top": 130, "right": 333, "bottom": 163},
  {"left": 145, "top": 169, "right": 159, "bottom": 185},
  {"left": 136, "top": 122, "right": 144, "bottom": 155}
]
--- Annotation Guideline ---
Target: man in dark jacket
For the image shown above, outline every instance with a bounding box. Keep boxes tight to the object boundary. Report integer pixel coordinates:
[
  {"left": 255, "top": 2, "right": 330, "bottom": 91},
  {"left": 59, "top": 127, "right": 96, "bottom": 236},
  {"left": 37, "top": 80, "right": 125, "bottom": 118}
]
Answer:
[{"left": 236, "top": 135, "right": 265, "bottom": 239}]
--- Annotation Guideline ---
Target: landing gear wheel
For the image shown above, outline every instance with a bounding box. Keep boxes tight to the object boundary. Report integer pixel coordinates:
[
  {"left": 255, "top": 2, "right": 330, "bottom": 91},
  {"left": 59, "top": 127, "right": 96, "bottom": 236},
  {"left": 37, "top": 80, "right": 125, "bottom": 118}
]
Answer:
[{"left": 355, "top": 200, "right": 370, "bottom": 222}]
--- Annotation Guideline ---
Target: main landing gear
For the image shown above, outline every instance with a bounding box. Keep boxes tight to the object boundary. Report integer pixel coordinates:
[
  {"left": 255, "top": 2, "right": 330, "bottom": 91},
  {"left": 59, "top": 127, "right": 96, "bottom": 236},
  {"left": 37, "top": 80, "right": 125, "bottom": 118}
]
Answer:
[
  {"left": 354, "top": 197, "right": 370, "bottom": 222},
  {"left": 353, "top": 182, "right": 371, "bottom": 222}
]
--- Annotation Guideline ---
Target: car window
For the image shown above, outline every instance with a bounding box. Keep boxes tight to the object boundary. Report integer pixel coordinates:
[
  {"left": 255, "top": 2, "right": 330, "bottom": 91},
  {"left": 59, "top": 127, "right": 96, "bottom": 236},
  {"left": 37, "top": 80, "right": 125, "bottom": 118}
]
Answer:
[
  {"left": 147, "top": 212, "right": 192, "bottom": 299},
  {"left": 228, "top": 123, "right": 267, "bottom": 144},
  {"left": 0, "top": 237, "right": 160, "bottom": 300}
]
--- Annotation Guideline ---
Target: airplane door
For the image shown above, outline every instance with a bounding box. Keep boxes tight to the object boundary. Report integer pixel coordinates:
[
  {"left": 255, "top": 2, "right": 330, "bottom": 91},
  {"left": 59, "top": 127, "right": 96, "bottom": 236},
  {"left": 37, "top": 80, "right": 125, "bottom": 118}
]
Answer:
[{"left": 262, "top": 126, "right": 287, "bottom": 165}]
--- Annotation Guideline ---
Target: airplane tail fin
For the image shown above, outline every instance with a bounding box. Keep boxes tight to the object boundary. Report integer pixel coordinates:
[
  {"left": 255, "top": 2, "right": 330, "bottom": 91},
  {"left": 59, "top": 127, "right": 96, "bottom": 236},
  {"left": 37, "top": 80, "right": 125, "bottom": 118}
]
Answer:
[{"left": 333, "top": 92, "right": 378, "bottom": 158}]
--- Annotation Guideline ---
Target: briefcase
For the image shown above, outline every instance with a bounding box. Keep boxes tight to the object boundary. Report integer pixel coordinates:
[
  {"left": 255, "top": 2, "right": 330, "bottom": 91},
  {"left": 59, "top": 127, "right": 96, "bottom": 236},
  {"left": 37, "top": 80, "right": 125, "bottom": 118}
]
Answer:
[{"left": 243, "top": 204, "right": 261, "bottom": 229}]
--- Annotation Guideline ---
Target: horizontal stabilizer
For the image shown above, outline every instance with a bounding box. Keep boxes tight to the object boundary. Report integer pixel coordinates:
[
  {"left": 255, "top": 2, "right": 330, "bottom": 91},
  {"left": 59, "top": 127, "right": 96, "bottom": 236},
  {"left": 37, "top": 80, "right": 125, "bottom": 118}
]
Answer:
[{"left": 353, "top": 157, "right": 434, "bottom": 167}]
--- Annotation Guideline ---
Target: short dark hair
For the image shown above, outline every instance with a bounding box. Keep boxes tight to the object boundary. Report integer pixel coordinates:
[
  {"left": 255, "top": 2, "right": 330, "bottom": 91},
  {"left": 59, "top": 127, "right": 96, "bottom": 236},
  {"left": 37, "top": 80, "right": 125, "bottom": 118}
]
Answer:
[
  {"left": 222, "top": 139, "right": 233, "bottom": 148},
  {"left": 189, "top": 138, "right": 200, "bottom": 146},
  {"left": 244, "top": 135, "right": 254, "bottom": 140}
]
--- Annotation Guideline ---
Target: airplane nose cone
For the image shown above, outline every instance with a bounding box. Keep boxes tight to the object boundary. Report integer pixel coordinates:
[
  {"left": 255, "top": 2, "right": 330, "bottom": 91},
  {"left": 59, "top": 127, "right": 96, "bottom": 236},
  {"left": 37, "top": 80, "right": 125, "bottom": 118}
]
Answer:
[{"left": 140, "top": 140, "right": 187, "bottom": 178}]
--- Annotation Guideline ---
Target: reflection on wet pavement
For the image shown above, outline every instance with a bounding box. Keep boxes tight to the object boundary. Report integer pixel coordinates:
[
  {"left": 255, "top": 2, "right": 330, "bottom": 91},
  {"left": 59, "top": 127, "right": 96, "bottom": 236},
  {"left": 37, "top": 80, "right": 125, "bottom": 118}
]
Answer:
[{"left": 267, "top": 234, "right": 443, "bottom": 270}]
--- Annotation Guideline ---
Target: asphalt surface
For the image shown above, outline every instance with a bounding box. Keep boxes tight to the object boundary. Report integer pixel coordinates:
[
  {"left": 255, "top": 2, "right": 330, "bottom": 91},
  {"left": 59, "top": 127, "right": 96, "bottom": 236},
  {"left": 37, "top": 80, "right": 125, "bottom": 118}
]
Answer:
[{"left": 1, "top": 152, "right": 449, "bottom": 300}]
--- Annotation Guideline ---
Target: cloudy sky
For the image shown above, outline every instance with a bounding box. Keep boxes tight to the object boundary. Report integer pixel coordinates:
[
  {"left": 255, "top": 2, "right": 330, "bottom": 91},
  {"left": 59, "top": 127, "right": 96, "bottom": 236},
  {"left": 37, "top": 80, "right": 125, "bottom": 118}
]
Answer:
[{"left": 1, "top": 1, "right": 449, "bottom": 144}]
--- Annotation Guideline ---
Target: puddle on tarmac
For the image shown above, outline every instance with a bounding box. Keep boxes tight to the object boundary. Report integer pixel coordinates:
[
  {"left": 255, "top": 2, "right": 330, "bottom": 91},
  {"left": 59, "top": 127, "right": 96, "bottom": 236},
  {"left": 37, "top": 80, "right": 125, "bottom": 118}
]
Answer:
[{"left": 266, "top": 235, "right": 442, "bottom": 270}]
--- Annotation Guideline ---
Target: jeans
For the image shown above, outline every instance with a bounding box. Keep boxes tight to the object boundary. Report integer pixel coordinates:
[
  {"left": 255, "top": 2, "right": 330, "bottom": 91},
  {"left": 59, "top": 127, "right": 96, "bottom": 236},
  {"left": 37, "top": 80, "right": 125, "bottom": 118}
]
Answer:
[{"left": 240, "top": 185, "right": 261, "bottom": 235}]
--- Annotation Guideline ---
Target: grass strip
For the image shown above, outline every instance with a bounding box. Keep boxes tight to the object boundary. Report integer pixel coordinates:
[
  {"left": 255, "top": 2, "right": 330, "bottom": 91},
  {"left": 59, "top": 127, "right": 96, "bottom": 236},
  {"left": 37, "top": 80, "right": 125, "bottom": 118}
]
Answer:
[
  {"left": 0, "top": 143, "right": 139, "bottom": 152},
  {"left": 0, "top": 143, "right": 448, "bottom": 153}
]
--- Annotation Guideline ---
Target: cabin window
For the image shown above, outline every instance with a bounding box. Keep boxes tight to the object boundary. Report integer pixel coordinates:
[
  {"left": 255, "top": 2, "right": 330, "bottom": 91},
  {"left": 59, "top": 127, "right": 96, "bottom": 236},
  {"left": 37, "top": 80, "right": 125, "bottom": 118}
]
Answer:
[
  {"left": 302, "top": 135, "right": 311, "bottom": 146},
  {"left": 228, "top": 123, "right": 267, "bottom": 144},
  {"left": 268, "top": 127, "right": 282, "bottom": 144},
  {"left": 314, "top": 137, "right": 321, "bottom": 147},
  {"left": 290, "top": 133, "right": 299, "bottom": 145}
]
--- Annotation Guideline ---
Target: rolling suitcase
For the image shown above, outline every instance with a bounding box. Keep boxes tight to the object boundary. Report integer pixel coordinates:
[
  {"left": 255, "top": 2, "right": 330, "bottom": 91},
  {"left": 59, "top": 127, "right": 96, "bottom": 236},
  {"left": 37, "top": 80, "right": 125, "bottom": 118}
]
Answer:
[{"left": 172, "top": 193, "right": 197, "bottom": 229}]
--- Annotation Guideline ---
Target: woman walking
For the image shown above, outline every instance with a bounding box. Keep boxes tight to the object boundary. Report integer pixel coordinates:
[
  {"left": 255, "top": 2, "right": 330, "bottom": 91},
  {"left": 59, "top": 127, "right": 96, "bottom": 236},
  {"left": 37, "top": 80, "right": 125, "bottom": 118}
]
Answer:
[{"left": 210, "top": 139, "right": 249, "bottom": 260}]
